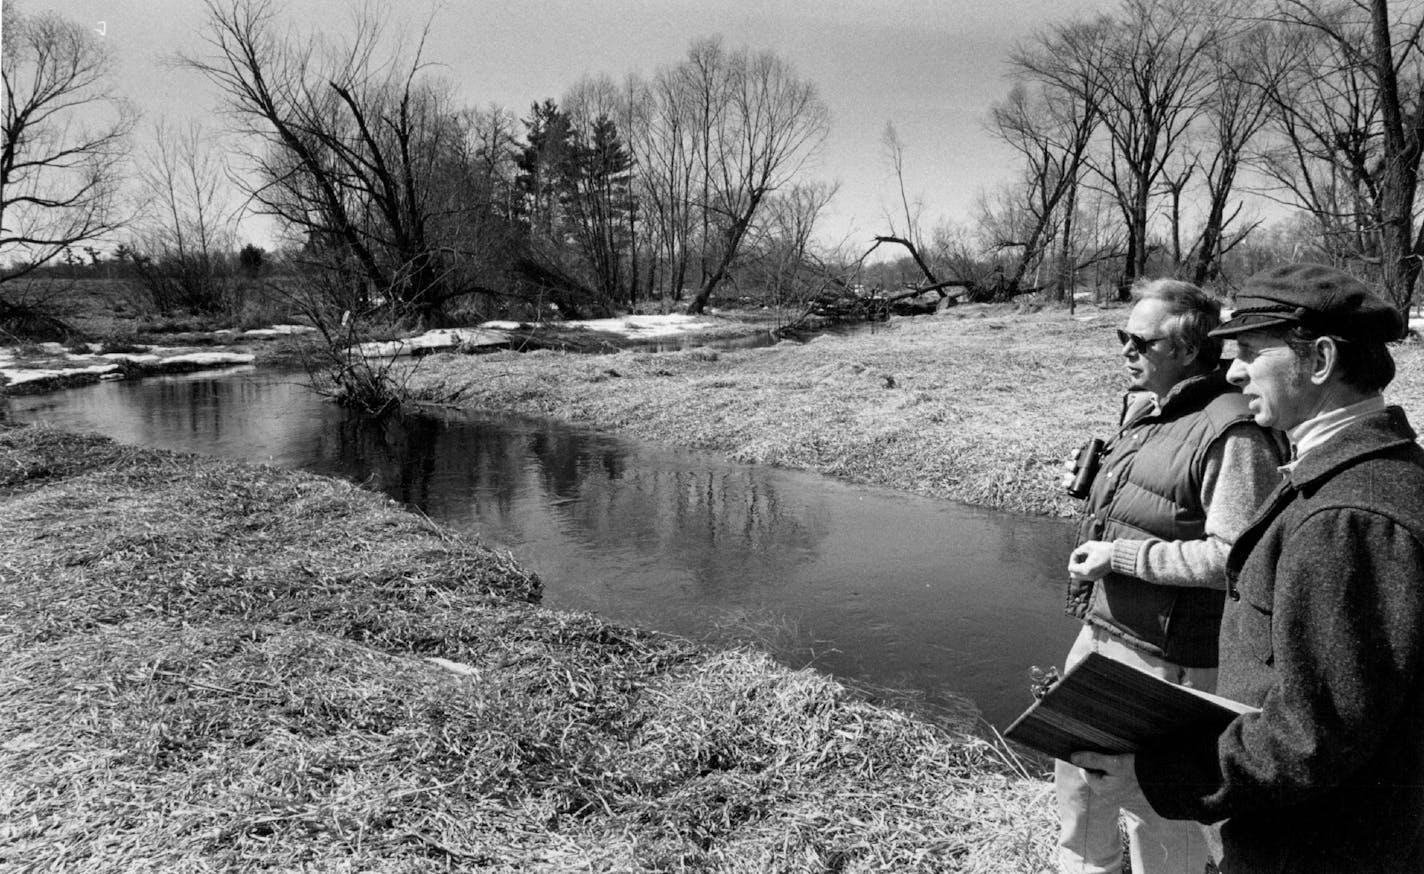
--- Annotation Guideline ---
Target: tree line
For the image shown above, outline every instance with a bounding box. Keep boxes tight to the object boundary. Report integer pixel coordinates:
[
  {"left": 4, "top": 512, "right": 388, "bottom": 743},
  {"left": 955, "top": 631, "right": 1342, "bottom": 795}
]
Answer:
[
  {"left": 4, "top": 0, "right": 1424, "bottom": 337},
  {"left": 971, "top": 0, "right": 1424, "bottom": 316},
  {"left": 2, "top": 0, "right": 838, "bottom": 332}
]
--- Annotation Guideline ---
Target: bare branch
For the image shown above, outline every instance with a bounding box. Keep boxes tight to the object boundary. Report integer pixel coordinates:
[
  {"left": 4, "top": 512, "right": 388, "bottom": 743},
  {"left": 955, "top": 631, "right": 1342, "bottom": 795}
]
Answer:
[{"left": 1, "top": 5, "right": 133, "bottom": 281}]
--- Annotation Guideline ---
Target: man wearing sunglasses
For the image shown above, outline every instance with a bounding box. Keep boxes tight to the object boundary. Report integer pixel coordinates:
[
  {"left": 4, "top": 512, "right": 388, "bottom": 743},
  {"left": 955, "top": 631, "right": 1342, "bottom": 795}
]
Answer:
[
  {"left": 1073, "top": 264, "right": 1424, "bottom": 873},
  {"left": 1056, "top": 279, "right": 1286, "bottom": 874}
]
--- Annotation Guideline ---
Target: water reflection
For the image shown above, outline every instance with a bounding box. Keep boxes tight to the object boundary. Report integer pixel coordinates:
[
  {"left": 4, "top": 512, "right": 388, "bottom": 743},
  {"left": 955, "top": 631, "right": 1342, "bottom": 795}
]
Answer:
[{"left": 8, "top": 369, "right": 1078, "bottom": 729}]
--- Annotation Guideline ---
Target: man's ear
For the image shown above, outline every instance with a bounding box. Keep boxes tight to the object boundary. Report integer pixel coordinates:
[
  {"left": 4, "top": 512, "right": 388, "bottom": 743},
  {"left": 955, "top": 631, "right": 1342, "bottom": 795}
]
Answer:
[{"left": 1309, "top": 336, "right": 1341, "bottom": 385}]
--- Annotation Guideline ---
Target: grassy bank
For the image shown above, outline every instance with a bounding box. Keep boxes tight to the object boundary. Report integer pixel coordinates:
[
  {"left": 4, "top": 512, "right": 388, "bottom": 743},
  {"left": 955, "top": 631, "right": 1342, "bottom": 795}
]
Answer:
[
  {"left": 406, "top": 305, "right": 1424, "bottom": 517},
  {"left": 0, "top": 425, "right": 1055, "bottom": 871}
]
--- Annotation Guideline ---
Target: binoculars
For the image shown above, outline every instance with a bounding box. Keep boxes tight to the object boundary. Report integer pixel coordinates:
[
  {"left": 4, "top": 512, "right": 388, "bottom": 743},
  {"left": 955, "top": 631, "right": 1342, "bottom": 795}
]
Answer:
[{"left": 1066, "top": 438, "right": 1105, "bottom": 499}]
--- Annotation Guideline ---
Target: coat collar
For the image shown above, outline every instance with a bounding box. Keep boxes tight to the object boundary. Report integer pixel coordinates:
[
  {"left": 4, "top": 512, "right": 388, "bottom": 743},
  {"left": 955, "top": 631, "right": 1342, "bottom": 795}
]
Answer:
[
  {"left": 1123, "top": 368, "right": 1234, "bottom": 424},
  {"left": 1286, "top": 405, "right": 1418, "bottom": 490}
]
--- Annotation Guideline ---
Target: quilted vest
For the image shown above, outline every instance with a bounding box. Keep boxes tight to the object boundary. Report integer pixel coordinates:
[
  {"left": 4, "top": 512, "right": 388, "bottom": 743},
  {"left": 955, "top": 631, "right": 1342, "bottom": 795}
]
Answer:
[{"left": 1066, "top": 370, "right": 1257, "bottom": 667}]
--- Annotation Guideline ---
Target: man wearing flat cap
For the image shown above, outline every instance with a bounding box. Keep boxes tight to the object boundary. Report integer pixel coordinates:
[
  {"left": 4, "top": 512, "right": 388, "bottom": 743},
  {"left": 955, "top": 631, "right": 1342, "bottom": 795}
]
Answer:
[
  {"left": 1073, "top": 263, "right": 1424, "bottom": 873},
  {"left": 1057, "top": 279, "right": 1286, "bottom": 874}
]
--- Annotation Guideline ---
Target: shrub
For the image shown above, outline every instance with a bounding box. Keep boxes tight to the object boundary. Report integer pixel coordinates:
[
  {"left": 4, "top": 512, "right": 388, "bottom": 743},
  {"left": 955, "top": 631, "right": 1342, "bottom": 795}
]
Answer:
[{"left": 238, "top": 244, "right": 266, "bottom": 277}]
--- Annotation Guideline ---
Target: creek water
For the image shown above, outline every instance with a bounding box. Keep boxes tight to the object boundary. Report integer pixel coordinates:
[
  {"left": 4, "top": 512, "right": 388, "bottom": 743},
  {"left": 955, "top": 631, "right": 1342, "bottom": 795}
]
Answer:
[{"left": 8, "top": 366, "right": 1080, "bottom": 731}]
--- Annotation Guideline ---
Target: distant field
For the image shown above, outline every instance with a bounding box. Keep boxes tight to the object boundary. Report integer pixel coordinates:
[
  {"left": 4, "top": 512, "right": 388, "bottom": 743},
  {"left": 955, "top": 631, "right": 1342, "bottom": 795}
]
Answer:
[
  {"left": 1, "top": 275, "right": 302, "bottom": 339},
  {"left": 2, "top": 276, "right": 139, "bottom": 337},
  {"left": 407, "top": 303, "right": 1424, "bottom": 518}
]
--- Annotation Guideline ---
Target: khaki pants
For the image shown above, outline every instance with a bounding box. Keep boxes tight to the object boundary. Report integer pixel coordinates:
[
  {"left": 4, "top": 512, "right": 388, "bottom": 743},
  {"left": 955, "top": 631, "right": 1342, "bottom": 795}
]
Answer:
[{"left": 1054, "top": 624, "right": 1216, "bottom": 874}]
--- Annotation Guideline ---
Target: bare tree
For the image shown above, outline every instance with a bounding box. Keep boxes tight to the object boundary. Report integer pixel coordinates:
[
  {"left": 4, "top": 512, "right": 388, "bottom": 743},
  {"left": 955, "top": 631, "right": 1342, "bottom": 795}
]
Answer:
[
  {"left": 872, "top": 121, "right": 941, "bottom": 287},
  {"left": 1183, "top": 22, "right": 1276, "bottom": 284},
  {"left": 685, "top": 38, "right": 732, "bottom": 297},
  {"left": 1252, "top": 0, "right": 1424, "bottom": 316},
  {"left": 686, "top": 47, "right": 829, "bottom": 314},
  {"left": 0, "top": 4, "right": 132, "bottom": 286},
  {"left": 1002, "top": 15, "right": 1117, "bottom": 302},
  {"left": 127, "top": 119, "right": 242, "bottom": 313},
  {"left": 562, "top": 75, "right": 637, "bottom": 307},
  {"left": 469, "top": 103, "right": 521, "bottom": 219},
  {"left": 631, "top": 40, "right": 828, "bottom": 314},
  {"left": 632, "top": 58, "right": 699, "bottom": 303},
  {"left": 741, "top": 179, "right": 839, "bottom": 320},
  {"left": 1091, "top": 0, "right": 1220, "bottom": 294},
  {"left": 987, "top": 73, "right": 1100, "bottom": 299},
  {"left": 1252, "top": 22, "right": 1371, "bottom": 253},
  {"left": 631, "top": 42, "right": 828, "bottom": 315},
  {"left": 1362, "top": 0, "right": 1424, "bottom": 315},
  {"left": 864, "top": 125, "right": 1003, "bottom": 304},
  {"left": 185, "top": 0, "right": 511, "bottom": 326}
]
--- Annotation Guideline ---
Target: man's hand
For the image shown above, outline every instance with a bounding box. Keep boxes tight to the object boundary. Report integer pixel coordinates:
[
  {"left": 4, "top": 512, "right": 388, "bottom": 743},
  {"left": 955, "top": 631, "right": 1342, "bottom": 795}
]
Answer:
[
  {"left": 1068, "top": 540, "right": 1114, "bottom": 581},
  {"left": 1070, "top": 751, "right": 1137, "bottom": 795}
]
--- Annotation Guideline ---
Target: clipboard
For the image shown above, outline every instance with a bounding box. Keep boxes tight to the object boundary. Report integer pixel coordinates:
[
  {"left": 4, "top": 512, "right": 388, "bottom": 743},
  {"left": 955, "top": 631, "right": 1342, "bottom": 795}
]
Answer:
[{"left": 1002, "top": 651, "right": 1257, "bottom": 762}]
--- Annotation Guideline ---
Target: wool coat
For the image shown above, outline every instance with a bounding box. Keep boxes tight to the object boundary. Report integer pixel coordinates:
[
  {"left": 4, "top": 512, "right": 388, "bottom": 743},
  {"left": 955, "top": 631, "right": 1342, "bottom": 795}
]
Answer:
[{"left": 1136, "top": 406, "right": 1424, "bottom": 873}]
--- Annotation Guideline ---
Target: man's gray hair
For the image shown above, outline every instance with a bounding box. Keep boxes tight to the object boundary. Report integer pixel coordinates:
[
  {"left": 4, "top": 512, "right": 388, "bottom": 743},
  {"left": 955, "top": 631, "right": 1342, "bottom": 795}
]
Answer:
[{"left": 1131, "top": 278, "right": 1224, "bottom": 364}]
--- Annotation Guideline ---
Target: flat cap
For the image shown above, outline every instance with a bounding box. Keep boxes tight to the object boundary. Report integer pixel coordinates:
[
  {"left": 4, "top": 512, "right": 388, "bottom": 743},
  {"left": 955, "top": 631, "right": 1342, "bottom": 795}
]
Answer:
[{"left": 1211, "top": 262, "right": 1404, "bottom": 339}]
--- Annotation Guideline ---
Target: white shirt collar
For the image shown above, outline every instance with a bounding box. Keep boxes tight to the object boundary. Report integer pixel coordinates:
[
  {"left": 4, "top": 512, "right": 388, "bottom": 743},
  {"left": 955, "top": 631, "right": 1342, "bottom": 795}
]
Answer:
[{"left": 1283, "top": 395, "right": 1387, "bottom": 468}]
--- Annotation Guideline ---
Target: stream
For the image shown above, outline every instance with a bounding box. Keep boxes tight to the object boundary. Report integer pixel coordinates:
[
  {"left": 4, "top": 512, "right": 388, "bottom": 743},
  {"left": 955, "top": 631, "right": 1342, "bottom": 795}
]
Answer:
[{"left": 8, "top": 366, "right": 1080, "bottom": 732}]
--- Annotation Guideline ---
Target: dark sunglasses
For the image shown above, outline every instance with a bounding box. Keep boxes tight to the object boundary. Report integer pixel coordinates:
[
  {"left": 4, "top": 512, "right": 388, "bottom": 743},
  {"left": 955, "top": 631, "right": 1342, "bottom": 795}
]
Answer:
[{"left": 1116, "top": 328, "right": 1170, "bottom": 355}]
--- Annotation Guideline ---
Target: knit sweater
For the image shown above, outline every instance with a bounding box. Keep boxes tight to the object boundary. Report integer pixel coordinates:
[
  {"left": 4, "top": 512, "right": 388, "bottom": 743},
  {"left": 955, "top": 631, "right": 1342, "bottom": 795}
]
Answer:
[{"left": 1110, "top": 421, "right": 1284, "bottom": 588}]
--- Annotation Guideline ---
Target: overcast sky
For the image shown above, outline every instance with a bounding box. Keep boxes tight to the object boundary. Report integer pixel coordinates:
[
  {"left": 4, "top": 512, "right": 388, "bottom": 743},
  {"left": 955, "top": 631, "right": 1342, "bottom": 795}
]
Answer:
[{"left": 34, "top": 0, "right": 1115, "bottom": 252}]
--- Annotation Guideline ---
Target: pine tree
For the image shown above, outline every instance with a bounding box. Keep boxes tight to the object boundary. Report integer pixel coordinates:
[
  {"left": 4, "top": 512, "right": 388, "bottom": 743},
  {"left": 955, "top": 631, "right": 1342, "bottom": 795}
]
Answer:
[
  {"left": 563, "top": 114, "right": 634, "bottom": 302},
  {"left": 516, "top": 100, "right": 572, "bottom": 237}
]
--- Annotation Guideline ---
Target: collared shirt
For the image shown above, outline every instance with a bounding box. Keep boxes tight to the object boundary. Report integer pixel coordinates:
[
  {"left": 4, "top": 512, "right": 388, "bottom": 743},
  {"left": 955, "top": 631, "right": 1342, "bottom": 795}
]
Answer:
[{"left": 1282, "top": 395, "right": 1388, "bottom": 471}]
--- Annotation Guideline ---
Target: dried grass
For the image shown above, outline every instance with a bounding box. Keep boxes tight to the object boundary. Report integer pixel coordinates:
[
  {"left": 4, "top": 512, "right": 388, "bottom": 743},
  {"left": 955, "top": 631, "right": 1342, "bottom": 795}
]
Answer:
[
  {"left": 0, "top": 425, "right": 1057, "bottom": 872},
  {"left": 407, "top": 307, "right": 1424, "bottom": 519},
  {"left": 406, "top": 307, "right": 1127, "bottom": 517}
]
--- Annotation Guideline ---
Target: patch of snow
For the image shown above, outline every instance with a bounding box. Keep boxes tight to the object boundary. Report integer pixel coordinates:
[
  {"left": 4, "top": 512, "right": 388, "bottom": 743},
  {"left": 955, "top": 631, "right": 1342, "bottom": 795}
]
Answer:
[
  {"left": 193, "top": 325, "right": 317, "bottom": 339},
  {"left": 1, "top": 351, "right": 256, "bottom": 389},
  {"left": 579, "top": 314, "right": 710, "bottom": 337},
  {"left": 242, "top": 324, "right": 317, "bottom": 337},
  {"left": 357, "top": 327, "right": 512, "bottom": 358},
  {"left": 477, "top": 314, "right": 715, "bottom": 339},
  {"left": 357, "top": 339, "right": 406, "bottom": 357},
  {"left": 99, "top": 353, "right": 162, "bottom": 364},
  {"left": 1, "top": 345, "right": 257, "bottom": 392},
  {"left": 2, "top": 362, "right": 122, "bottom": 386}
]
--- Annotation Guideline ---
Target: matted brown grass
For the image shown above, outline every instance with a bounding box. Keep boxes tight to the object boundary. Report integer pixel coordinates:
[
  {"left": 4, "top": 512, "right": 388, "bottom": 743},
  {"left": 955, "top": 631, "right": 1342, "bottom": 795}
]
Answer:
[
  {"left": 407, "top": 304, "right": 1424, "bottom": 518},
  {"left": 403, "top": 306, "right": 1128, "bottom": 518},
  {"left": 0, "top": 425, "right": 1058, "bottom": 872}
]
